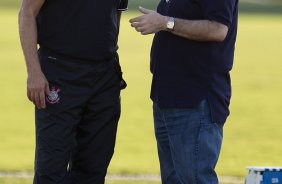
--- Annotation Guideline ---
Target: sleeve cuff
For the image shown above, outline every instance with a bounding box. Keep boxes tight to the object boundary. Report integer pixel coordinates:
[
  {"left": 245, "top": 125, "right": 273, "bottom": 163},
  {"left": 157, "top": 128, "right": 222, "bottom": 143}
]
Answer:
[
  {"left": 117, "top": 7, "right": 128, "bottom": 11},
  {"left": 118, "top": 0, "right": 128, "bottom": 11},
  {"left": 207, "top": 15, "right": 232, "bottom": 28}
]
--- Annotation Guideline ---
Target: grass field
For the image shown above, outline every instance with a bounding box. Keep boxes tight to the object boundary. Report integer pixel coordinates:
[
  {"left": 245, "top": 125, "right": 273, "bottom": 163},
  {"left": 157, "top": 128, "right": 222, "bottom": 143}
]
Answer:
[
  {"left": 1, "top": 4, "right": 282, "bottom": 180},
  {"left": 2, "top": 0, "right": 282, "bottom": 13},
  {"left": 0, "top": 178, "right": 160, "bottom": 184},
  {"left": 0, "top": 177, "right": 236, "bottom": 184}
]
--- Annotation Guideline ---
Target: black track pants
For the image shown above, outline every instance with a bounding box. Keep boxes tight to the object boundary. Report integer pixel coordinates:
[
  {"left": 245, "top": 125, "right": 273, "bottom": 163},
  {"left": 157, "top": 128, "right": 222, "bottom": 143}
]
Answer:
[{"left": 34, "top": 49, "right": 121, "bottom": 184}]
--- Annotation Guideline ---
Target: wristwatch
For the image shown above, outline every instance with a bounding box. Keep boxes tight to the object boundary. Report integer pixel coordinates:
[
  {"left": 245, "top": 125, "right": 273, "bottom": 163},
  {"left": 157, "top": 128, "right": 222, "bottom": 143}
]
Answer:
[{"left": 166, "top": 17, "right": 175, "bottom": 31}]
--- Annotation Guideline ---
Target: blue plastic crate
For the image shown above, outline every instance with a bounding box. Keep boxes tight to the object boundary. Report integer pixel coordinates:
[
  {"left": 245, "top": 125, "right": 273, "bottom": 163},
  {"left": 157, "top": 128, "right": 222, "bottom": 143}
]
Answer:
[
  {"left": 246, "top": 167, "right": 282, "bottom": 184},
  {"left": 262, "top": 170, "right": 282, "bottom": 184}
]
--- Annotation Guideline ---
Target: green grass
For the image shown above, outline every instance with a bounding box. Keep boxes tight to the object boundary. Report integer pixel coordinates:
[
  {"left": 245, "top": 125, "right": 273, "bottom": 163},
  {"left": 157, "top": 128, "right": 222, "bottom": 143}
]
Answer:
[
  {"left": 0, "top": 178, "right": 160, "bottom": 184},
  {"left": 0, "top": 178, "right": 32, "bottom": 184},
  {"left": 2, "top": 0, "right": 282, "bottom": 14},
  {"left": 0, "top": 177, "right": 236, "bottom": 184},
  {"left": 1, "top": 8, "right": 282, "bottom": 178}
]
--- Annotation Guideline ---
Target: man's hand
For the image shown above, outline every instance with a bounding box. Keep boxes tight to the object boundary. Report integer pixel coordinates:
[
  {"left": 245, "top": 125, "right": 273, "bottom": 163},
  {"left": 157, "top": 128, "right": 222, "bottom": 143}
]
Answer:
[
  {"left": 27, "top": 71, "right": 50, "bottom": 109},
  {"left": 130, "top": 7, "right": 168, "bottom": 35}
]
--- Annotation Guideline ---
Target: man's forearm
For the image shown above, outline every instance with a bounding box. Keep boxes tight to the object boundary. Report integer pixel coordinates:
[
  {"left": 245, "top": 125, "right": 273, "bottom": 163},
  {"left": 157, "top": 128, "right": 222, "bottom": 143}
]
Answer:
[
  {"left": 19, "top": 8, "right": 41, "bottom": 74},
  {"left": 19, "top": 3, "right": 50, "bottom": 109},
  {"left": 171, "top": 18, "right": 228, "bottom": 42},
  {"left": 130, "top": 7, "right": 229, "bottom": 42}
]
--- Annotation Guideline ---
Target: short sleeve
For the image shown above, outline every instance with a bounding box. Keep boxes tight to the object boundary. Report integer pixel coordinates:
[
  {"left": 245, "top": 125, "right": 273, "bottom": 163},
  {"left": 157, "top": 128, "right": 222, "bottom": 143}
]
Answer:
[
  {"left": 200, "top": 0, "right": 237, "bottom": 27},
  {"left": 118, "top": 0, "right": 128, "bottom": 11}
]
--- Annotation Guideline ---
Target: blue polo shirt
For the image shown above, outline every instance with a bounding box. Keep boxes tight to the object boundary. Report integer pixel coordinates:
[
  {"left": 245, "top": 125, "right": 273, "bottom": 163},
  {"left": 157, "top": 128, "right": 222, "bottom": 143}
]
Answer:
[
  {"left": 150, "top": 0, "right": 238, "bottom": 125},
  {"left": 37, "top": 0, "right": 128, "bottom": 61}
]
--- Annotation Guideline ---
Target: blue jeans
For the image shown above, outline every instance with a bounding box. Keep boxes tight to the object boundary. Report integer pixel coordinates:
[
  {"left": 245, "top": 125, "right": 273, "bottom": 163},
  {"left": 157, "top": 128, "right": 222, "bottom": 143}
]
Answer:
[{"left": 153, "top": 100, "right": 223, "bottom": 184}]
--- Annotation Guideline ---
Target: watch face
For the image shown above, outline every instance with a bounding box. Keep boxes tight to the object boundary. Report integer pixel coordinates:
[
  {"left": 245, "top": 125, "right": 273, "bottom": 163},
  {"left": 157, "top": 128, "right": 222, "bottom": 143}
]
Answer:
[
  {"left": 167, "top": 17, "right": 175, "bottom": 29},
  {"left": 167, "top": 22, "right": 174, "bottom": 29}
]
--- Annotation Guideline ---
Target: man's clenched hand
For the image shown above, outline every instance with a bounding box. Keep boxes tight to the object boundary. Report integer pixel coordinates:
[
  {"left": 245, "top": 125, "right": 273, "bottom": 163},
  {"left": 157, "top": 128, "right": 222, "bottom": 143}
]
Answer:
[
  {"left": 27, "top": 71, "right": 50, "bottom": 109},
  {"left": 130, "top": 7, "right": 168, "bottom": 35}
]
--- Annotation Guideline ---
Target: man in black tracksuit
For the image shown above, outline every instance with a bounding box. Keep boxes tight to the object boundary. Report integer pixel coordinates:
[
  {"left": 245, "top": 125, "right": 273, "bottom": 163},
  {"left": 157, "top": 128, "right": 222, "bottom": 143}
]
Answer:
[{"left": 19, "top": 0, "right": 128, "bottom": 183}]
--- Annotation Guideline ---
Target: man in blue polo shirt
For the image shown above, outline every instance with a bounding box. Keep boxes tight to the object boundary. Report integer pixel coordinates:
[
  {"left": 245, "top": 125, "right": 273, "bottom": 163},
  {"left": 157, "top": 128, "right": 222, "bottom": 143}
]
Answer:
[
  {"left": 130, "top": 0, "right": 238, "bottom": 183},
  {"left": 19, "top": 0, "right": 127, "bottom": 183}
]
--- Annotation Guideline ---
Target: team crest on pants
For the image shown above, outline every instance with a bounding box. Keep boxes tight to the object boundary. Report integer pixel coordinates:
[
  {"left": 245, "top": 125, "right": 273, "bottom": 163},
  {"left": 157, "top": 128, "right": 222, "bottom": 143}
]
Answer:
[{"left": 46, "top": 86, "right": 61, "bottom": 104}]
